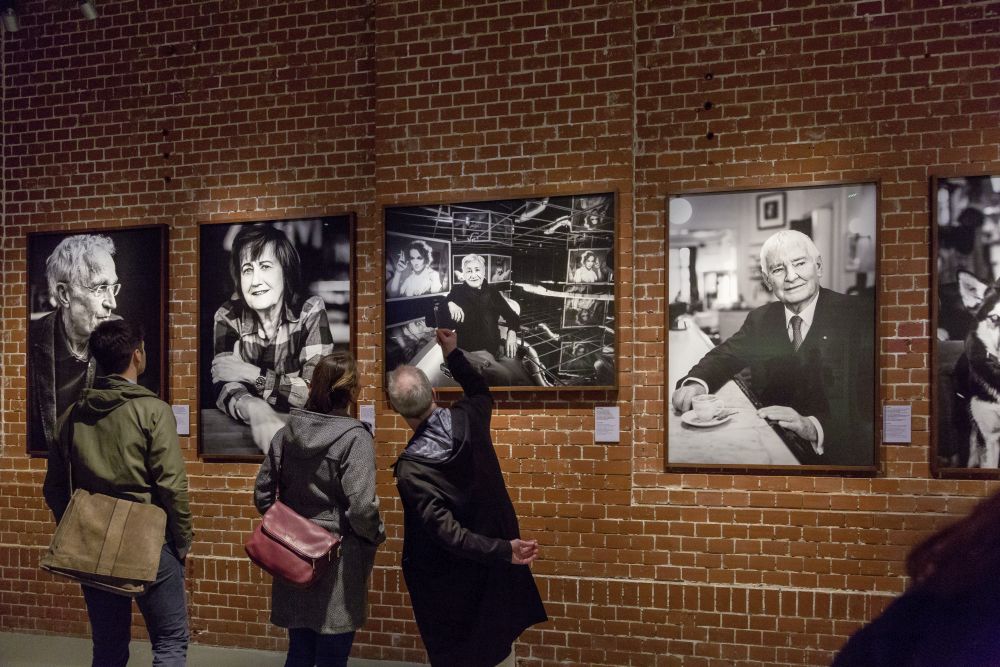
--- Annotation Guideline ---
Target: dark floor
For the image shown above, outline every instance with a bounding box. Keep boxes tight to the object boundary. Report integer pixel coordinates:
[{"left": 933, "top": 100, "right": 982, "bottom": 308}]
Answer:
[{"left": 0, "top": 631, "right": 425, "bottom": 666}]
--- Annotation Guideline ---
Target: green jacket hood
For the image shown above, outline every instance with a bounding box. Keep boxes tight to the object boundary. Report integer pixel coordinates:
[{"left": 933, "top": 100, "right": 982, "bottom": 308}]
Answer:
[{"left": 74, "top": 375, "right": 159, "bottom": 420}]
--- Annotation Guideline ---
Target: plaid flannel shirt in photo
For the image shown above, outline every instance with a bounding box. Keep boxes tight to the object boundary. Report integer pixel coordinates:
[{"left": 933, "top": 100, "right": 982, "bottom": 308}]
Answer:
[{"left": 212, "top": 295, "right": 333, "bottom": 421}]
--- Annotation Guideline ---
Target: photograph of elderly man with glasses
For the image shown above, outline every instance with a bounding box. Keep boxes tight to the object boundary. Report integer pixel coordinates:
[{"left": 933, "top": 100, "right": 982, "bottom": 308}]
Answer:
[{"left": 27, "top": 227, "right": 167, "bottom": 456}]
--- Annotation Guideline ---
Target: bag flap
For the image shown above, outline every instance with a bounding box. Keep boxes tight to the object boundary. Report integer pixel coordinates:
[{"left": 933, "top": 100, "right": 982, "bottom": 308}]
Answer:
[
  {"left": 44, "top": 489, "right": 166, "bottom": 582},
  {"left": 260, "top": 500, "right": 340, "bottom": 560}
]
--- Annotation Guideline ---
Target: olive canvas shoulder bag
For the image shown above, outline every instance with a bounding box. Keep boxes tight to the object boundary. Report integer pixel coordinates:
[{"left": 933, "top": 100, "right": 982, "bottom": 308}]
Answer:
[{"left": 40, "top": 407, "right": 166, "bottom": 597}]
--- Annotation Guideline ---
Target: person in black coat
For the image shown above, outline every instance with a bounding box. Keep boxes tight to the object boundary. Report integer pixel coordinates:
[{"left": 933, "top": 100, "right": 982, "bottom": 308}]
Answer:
[
  {"left": 671, "top": 230, "right": 875, "bottom": 466},
  {"left": 832, "top": 488, "right": 1000, "bottom": 666},
  {"left": 442, "top": 254, "right": 531, "bottom": 387},
  {"left": 387, "top": 328, "right": 547, "bottom": 667}
]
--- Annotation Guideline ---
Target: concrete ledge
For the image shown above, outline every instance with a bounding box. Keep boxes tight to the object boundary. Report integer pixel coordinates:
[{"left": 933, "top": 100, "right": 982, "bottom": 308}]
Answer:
[{"left": 0, "top": 631, "right": 425, "bottom": 667}]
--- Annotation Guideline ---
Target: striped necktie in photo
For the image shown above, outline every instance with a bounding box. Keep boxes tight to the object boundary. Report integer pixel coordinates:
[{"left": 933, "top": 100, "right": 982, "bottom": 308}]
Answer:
[{"left": 790, "top": 315, "right": 803, "bottom": 351}]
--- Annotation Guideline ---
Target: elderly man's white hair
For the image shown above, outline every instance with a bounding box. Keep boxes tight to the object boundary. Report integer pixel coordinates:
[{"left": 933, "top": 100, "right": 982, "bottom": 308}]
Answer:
[
  {"left": 759, "top": 229, "right": 821, "bottom": 282},
  {"left": 45, "top": 234, "right": 116, "bottom": 299},
  {"left": 387, "top": 365, "right": 434, "bottom": 419}
]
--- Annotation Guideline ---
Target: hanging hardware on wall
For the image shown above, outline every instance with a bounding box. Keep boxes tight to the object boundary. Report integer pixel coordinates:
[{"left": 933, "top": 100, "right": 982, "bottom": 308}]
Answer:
[{"left": 1, "top": 0, "right": 19, "bottom": 33}]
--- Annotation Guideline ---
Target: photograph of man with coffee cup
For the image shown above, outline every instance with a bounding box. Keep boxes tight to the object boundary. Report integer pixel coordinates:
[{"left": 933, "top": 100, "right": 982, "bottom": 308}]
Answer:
[
  {"left": 689, "top": 393, "right": 726, "bottom": 424},
  {"left": 668, "top": 183, "right": 876, "bottom": 469}
]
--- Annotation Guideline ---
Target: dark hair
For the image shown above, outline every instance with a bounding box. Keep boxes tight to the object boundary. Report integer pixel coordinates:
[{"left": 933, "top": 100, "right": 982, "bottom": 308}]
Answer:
[
  {"left": 406, "top": 240, "right": 433, "bottom": 263},
  {"left": 90, "top": 319, "right": 145, "bottom": 374},
  {"left": 229, "top": 224, "right": 303, "bottom": 311},
  {"left": 906, "top": 490, "right": 1000, "bottom": 594},
  {"left": 305, "top": 351, "right": 358, "bottom": 414}
]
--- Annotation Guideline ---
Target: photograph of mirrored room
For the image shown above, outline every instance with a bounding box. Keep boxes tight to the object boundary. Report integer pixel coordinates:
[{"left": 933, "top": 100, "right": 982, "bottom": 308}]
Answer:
[{"left": 384, "top": 194, "right": 617, "bottom": 390}]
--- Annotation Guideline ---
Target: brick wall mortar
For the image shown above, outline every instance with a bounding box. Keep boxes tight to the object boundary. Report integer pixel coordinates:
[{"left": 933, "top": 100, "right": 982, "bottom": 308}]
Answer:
[{"left": 3, "top": 1, "right": 1000, "bottom": 665}]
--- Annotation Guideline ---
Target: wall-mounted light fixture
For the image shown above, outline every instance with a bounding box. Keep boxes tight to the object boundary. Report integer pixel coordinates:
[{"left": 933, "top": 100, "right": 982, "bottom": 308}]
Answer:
[
  {"left": 78, "top": 0, "right": 97, "bottom": 20},
  {"left": 1, "top": 0, "right": 19, "bottom": 33}
]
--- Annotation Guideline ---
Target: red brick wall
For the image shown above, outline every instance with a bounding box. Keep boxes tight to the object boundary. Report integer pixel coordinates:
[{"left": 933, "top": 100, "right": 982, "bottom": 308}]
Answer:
[{"left": 2, "top": 1, "right": 998, "bottom": 665}]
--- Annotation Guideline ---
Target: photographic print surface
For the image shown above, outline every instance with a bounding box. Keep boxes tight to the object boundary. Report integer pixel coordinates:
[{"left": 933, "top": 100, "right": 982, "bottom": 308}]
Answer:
[
  {"left": 757, "top": 192, "right": 786, "bottom": 230},
  {"left": 27, "top": 226, "right": 168, "bottom": 456},
  {"left": 199, "top": 215, "right": 353, "bottom": 460},
  {"left": 933, "top": 175, "right": 1000, "bottom": 476},
  {"left": 666, "top": 183, "right": 878, "bottom": 472},
  {"left": 386, "top": 232, "right": 450, "bottom": 301},
  {"left": 384, "top": 194, "right": 617, "bottom": 390}
]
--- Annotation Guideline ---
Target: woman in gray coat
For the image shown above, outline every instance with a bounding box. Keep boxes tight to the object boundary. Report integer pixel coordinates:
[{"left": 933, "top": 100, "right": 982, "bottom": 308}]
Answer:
[{"left": 255, "top": 351, "right": 384, "bottom": 667}]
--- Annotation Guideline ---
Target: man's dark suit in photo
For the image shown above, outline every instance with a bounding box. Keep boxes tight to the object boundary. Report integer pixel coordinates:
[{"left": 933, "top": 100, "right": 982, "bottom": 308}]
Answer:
[
  {"left": 673, "top": 230, "right": 875, "bottom": 467},
  {"left": 679, "top": 288, "right": 874, "bottom": 466}
]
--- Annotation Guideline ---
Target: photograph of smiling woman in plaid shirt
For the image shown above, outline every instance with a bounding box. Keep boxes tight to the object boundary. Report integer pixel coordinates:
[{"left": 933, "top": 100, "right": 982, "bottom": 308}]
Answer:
[{"left": 199, "top": 217, "right": 352, "bottom": 459}]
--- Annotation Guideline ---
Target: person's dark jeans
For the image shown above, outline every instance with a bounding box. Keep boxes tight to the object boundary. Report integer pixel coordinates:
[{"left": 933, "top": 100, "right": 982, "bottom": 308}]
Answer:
[
  {"left": 81, "top": 543, "right": 189, "bottom": 667},
  {"left": 285, "top": 628, "right": 356, "bottom": 667}
]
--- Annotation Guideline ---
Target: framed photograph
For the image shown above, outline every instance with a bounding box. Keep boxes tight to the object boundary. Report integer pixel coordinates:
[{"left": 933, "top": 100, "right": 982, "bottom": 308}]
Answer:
[
  {"left": 198, "top": 215, "right": 354, "bottom": 461},
  {"left": 932, "top": 174, "right": 1000, "bottom": 477},
  {"left": 386, "top": 232, "right": 451, "bottom": 302},
  {"left": 757, "top": 192, "right": 786, "bottom": 230},
  {"left": 488, "top": 254, "right": 512, "bottom": 285},
  {"left": 666, "top": 182, "right": 879, "bottom": 473},
  {"left": 384, "top": 193, "right": 617, "bottom": 390},
  {"left": 27, "top": 225, "right": 168, "bottom": 457}
]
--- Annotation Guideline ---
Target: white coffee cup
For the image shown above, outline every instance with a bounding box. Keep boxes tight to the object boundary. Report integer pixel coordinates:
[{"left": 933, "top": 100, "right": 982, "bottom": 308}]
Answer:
[{"left": 691, "top": 393, "right": 724, "bottom": 421}]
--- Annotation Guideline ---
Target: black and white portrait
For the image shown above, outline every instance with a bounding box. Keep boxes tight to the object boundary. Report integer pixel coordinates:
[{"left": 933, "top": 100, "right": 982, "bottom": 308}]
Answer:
[
  {"left": 384, "top": 194, "right": 617, "bottom": 390},
  {"left": 489, "top": 255, "right": 512, "bottom": 285},
  {"left": 199, "top": 216, "right": 353, "bottom": 460},
  {"left": 566, "top": 248, "right": 613, "bottom": 284},
  {"left": 933, "top": 175, "right": 1000, "bottom": 474},
  {"left": 27, "top": 226, "right": 167, "bottom": 456},
  {"left": 667, "top": 183, "right": 878, "bottom": 472},
  {"left": 386, "top": 232, "right": 450, "bottom": 301}
]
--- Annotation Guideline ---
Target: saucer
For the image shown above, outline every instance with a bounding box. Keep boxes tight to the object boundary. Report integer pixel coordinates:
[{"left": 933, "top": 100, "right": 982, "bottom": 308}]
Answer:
[{"left": 681, "top": 409, "right": 732, "bottom": 428}]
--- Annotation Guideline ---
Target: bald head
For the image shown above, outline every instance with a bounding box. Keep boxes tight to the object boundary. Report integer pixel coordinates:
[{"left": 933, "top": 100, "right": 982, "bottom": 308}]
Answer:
[{"left": 387, "top": 365, "right": 434, "bottom": 419}]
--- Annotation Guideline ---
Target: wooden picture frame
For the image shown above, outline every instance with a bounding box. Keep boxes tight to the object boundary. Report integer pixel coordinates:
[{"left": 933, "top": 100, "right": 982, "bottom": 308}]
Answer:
[
  {"left": 666, "top": 182, "right": 880, "bottom": 474},
  {"left": 26, "top": 225, "right": 169, "bottom": 457},
  {"left": 383, "top": 193, "right": 618, "bottom": 391},
  {"left": 931, "top": 173, "right": 1000, "bottom": 477},
  {"left": 757, "top": 192, "right": 786, "bottom": 230},
  {"left": 197, "top": 214, "right": 355, "bottom": 461}
]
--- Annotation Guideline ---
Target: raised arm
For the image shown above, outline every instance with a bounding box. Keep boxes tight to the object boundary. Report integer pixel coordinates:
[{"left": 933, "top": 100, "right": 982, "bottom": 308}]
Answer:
[{"left": 437, "top": 328, "right": 491, "bottom": 403}]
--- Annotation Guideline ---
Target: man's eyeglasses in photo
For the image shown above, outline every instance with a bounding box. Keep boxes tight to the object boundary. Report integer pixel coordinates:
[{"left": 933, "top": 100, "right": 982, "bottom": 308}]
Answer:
[{"left": 72, "top": 283, "right": 122, "bottom": 298}]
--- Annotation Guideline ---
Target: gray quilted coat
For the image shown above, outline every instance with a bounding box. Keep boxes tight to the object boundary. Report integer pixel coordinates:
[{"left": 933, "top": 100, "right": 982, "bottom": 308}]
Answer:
[{"left": 254, "top": 408, "right": 385, "bottom": 634}]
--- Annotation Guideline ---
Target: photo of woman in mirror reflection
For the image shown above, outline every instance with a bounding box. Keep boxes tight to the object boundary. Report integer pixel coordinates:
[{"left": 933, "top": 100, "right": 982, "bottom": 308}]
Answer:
[
  {"left": 491, "top": 257, "right": 511, "bottom": 283},
  {"left": 571, "top": 251, "right": 600, "bottom": 284},
  {"left": 212, "top": 224, "right": 333, "bottom": 453},
  {"left": 387, "top": 239, "right": 443, "bottom": 298}
]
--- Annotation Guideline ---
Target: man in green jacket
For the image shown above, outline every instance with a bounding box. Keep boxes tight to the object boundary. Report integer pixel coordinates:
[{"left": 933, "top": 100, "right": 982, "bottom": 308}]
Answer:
[{"left": 43, "top": 319, "right": 192, "bottom": 667}]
